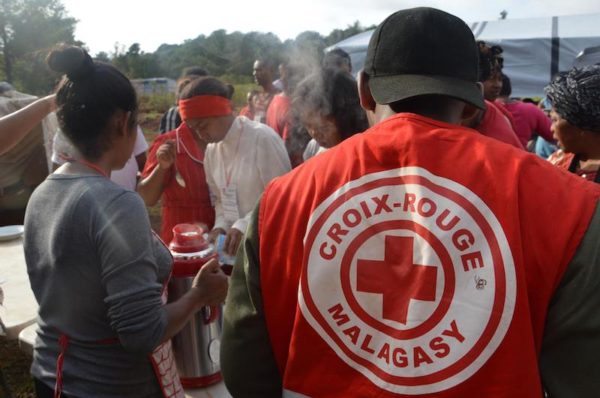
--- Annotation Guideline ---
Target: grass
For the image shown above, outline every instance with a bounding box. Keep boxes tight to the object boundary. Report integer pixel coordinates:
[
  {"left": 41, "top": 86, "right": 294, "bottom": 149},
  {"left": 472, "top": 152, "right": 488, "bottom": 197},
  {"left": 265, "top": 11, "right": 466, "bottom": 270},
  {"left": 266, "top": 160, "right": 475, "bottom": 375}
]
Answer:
[
  {"left": 0, "top": 339, "right": 34, "bottom": 397},
  {"left": 138, "top": 82, "right": 260, "bottom": 116},
  {"left": 231, "top": 83, "right": 259, "bottom": 111}
]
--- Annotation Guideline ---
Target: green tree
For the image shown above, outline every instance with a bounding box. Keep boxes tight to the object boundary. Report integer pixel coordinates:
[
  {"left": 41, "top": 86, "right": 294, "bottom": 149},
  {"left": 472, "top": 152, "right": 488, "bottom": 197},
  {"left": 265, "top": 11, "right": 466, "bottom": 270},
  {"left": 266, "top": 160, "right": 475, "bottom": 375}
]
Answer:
[
  {"left": 154, "top": 30, "right": 285, "bottom": 82},
  {"left": 324, "top": 21, "right": 374, "bottom": 46},
  {"left": 292, "top": 31, "right": 326, "bottom": 68},
  {"left": 0, "top": 0, "right": 79, "bottom": 93},
  {"left": 112, "top": 42, "right": 164, "bottom": 79},
  {"left": 118, "top": 21, "right": 376, "bottom": 85},
  {"left": 94, "top": 51, "right": 110, "bottom": 63}
]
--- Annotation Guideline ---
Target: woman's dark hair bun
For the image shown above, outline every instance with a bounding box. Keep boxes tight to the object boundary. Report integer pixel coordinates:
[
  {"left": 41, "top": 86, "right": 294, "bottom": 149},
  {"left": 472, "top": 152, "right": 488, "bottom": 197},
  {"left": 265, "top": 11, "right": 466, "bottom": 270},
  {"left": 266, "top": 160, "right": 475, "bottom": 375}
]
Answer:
[{"left": 46, "top": 45, "right": 95, "bottom": 82}]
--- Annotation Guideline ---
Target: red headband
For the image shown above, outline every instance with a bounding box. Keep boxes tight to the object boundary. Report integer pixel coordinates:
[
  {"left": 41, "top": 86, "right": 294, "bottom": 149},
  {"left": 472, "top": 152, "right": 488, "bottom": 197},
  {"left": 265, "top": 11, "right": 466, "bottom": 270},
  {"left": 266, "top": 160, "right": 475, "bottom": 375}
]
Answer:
[{"left": 178, "top": 95, "right": 232, "bottom": 120}]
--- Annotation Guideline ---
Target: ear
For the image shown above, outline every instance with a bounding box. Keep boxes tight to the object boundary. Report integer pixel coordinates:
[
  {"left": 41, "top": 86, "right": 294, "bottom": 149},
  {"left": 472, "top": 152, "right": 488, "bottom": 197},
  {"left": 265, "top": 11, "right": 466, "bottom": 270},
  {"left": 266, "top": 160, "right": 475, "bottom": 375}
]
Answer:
[
  {"left": 460, "top": 102, "right": 486, "bottom": 128},
  {"left": 114, "top": 110, "right": 132, "bottom": 138},
  {"left": 461, "top": 104, "right": 480, "bottom": 121},
  {"left": 460, "top": 83, "right": 485, "bottom": 127},
  {"left": 358, "top": 70, "right": 376, "bottom": 112},
  {"left": 476, "top": 82, "right": 484, "bottom": 94}
]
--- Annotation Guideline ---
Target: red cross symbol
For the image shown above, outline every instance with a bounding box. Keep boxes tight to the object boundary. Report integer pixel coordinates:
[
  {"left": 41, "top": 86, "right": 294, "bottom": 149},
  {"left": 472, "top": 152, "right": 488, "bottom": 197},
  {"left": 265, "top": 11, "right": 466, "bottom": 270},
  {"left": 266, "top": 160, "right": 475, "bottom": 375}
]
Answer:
[{"left": 356, "top": 235, "right": 438, "bottom": 324}]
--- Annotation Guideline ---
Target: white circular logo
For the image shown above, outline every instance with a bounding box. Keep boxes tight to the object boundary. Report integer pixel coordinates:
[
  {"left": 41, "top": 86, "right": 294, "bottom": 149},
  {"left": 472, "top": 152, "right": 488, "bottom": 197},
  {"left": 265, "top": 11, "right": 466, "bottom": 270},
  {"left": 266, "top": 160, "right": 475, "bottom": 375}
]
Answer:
[{"left": 299, "top": 167, "right": 516, "bottom": 395}]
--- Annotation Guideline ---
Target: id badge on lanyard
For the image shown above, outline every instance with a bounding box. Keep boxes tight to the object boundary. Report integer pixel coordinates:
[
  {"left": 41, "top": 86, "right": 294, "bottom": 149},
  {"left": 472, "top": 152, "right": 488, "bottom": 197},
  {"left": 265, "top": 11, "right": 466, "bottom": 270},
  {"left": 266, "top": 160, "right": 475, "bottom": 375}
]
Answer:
[
  {"left": 221, "top": 123, "right": 244, "bottom": 223},
  {"left": 221, "top": 185, "right": 240, "bottom": 222}
]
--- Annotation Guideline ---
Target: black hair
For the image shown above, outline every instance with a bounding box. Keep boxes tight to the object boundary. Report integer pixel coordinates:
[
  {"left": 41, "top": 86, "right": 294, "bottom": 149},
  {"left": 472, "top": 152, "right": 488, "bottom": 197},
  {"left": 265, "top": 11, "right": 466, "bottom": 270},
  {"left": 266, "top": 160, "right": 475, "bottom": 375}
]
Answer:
[
  {"left": 323, "top": 48, "right": 352, "bottom": 72},
  {"left": 226, "top": 84, "right": 235, "bottom": 100},
  {"left": 181, "top": 66, "right": 208, "bottom": 78},
  {"left": 293, "top": 68, "right": 368, "bottom": 140},
  {"left": 545, "top": 65, "right": 600, "bottom": 132},
  {"left": 179, "top": 76, "right": 230, "bottom": 100},
  {"left": 175, "top": 76, "right": 197, "bottom": 100},
  {"left": 255, "top": 58, "right": 275, "bottom": 72},
  {"left": 500, "top": 74, "right": 512, "bottom": 97},
  {"left": 47, "top": 45, "right": 137, "bottom": 160},
  {"left": 477, "top": 41, "right": 504, "bottom": 82}
]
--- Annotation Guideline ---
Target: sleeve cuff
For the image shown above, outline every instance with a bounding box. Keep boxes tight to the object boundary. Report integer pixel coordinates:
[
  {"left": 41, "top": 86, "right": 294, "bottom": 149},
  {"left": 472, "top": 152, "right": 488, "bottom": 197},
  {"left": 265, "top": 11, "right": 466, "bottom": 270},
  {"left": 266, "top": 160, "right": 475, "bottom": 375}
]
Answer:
[
  {"left": 232, "top": 219, "right": 248, "bottom": 234},
  {"left": 214, "top": 219, "right": 230, "bottom": 232}
]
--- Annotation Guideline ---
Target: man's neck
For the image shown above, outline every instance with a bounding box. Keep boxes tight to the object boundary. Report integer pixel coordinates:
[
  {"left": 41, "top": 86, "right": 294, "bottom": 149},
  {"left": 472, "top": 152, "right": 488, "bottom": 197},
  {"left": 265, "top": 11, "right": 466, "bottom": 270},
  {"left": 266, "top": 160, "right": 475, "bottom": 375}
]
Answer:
[
  {"left": 262, "top": 83, "right": 276, "bottom": 95},
  {"left": 374, "top": 104, "right": 463, "bottom": 125}
]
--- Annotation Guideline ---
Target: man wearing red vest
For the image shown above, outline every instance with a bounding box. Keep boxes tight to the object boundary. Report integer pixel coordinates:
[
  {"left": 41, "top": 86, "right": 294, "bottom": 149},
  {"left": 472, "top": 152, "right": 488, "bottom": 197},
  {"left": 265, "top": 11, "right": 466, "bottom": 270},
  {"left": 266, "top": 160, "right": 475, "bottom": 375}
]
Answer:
[{"left": 221, "top": 8, "right": 600, "bottom": 398}]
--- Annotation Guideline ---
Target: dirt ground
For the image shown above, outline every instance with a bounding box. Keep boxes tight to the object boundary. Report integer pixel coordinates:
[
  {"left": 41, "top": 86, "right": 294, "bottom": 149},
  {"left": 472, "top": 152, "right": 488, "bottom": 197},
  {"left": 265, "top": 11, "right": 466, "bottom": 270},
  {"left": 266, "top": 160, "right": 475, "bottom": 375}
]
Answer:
[{"left": 0, "top": 339, "right": 34, "bottom": 397}]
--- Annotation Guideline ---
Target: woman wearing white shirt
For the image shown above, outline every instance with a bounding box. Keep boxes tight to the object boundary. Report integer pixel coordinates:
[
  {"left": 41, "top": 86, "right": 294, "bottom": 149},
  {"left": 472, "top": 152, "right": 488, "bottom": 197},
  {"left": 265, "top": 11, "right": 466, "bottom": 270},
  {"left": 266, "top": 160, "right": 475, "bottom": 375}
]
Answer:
[
  {"left": 179, "top": 77, "right": 291, "bottom": 255},
  {"left": 52, "top": 126, "right": 148, "bottom": 191}
]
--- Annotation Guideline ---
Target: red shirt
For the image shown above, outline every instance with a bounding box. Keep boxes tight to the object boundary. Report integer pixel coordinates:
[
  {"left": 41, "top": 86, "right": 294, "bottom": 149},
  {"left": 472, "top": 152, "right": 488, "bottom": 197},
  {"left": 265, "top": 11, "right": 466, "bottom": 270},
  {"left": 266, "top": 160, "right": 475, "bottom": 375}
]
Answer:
[
  {"left": 266, "top": 94, "right": 291, "bottom": 140},
  {"left": 257, "top": 113, "right": 599, "bottom": 397},
  {"left": 501, "top": 101, "right": 553, "bottom": 147},
  {"left": 142, "top": 124, "right": 215, "bottom": 243},
  {"left": 492, "top": 101, "right": 516, "bottom": 131},
  {"left": 477, "top": 100, "right": 524, "bottom": 149}
]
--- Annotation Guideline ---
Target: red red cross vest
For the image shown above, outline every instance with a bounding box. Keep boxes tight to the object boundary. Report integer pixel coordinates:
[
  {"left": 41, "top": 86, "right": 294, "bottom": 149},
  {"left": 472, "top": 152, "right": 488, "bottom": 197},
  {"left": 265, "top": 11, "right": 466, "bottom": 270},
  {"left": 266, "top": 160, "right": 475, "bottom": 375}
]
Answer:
[{"left": 258, "top": 113, "right": 600, "bottom": 397}]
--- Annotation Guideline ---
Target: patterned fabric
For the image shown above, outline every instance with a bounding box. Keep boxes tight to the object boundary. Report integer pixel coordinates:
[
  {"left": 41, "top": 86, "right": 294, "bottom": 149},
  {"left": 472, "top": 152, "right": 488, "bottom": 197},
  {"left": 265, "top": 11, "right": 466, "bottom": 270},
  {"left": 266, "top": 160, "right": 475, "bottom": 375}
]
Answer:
[
  {"left": 545, "top": 65, "right": 600, "bottom": 132},
  {"left": 549, "top": 149, "right": 600, "bottom": 182},
  {"left": 150, "top": 279, "right": 184, "bottom": 398},
  {"left": 151, "top": 340, "right": 185, "bottom": 398},
  {"left": 160, "top": 106, "right": 182, "bottom": 135}
]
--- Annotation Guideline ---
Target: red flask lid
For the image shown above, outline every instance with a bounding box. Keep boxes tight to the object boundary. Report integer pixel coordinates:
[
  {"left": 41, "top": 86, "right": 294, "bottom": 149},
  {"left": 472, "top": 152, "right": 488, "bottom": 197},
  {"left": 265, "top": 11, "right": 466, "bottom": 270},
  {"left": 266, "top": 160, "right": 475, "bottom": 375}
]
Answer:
[{"left": 169, "top": 224, "right": 209, "bottom": 254}]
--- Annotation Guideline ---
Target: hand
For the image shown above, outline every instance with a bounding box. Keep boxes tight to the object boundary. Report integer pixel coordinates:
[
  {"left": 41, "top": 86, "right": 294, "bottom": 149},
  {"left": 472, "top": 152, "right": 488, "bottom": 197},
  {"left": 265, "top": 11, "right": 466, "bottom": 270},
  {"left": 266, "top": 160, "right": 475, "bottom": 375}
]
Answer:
[
  {"left": 156, "top": 140, "right": 177, "bottom": 170},
  {"left": 191, "top": 259, "right": 229, "bottom": 308},
  {"left": 207, "top": 228, "right": 226, "bottom": 243},
  {"left": 224, "top": 227, "right": 243, "bottom": 256}
]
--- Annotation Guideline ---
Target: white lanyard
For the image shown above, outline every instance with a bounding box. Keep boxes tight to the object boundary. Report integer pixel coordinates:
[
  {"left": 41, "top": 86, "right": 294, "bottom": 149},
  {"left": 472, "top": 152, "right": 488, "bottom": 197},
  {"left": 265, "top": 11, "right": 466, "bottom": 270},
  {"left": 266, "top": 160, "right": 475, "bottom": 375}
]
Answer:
[{"left": 176, "top": 128, "right": 204, "bottom": 165}]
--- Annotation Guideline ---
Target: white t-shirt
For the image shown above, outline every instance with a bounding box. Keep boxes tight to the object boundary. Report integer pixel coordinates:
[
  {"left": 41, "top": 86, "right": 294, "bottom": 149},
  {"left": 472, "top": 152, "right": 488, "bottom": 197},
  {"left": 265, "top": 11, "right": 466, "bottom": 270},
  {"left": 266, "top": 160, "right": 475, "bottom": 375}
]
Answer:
[
  {"left": 302, "top": 138, "right": 328, "bottom": 161},
  {"left": 204, "top": 116, "right": 291, "bottom": 233},
  {"left": 52, "top": 126, "right": 148, "bottom": 191}
]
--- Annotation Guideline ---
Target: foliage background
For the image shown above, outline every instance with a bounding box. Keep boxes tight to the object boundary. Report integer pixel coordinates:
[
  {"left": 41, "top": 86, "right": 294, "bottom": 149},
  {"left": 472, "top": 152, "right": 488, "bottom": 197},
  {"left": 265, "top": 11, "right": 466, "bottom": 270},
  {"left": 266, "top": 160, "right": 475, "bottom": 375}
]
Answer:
[
  {"left": 0, "top": 3, "right": 375, "bottom": 396},
  {"left": 0, "top": 0, "right": 373, "bottom": 95}
]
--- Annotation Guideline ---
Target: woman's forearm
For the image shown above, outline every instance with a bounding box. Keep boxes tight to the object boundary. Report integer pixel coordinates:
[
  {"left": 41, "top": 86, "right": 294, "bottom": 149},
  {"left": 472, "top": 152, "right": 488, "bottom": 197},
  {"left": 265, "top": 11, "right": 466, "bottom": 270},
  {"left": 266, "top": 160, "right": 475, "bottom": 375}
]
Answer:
[
  {"left": 160, "top": 290, "right": 204, "bottom": 342},
  {"left": 137, "top": 164, "right": 169, "bottom": 206},
  {"left": 0, "top": 94, "right": 55, "bottom": 156}
]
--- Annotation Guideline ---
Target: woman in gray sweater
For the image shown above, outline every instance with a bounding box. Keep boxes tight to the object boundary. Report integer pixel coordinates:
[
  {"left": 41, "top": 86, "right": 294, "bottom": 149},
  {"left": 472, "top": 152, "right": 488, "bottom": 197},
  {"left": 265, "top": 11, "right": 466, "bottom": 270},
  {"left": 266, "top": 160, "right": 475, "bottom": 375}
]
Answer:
[{"left": 23, "top": 45, "right": 228, "bottom": 398}]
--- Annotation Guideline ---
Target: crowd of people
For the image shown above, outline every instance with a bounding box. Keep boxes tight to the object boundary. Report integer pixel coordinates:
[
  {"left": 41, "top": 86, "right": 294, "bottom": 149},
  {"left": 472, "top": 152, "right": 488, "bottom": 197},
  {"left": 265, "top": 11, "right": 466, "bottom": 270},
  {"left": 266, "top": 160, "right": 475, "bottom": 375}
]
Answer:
[{"left": 1, "top": 5, "right": 600, "bottom": 398}]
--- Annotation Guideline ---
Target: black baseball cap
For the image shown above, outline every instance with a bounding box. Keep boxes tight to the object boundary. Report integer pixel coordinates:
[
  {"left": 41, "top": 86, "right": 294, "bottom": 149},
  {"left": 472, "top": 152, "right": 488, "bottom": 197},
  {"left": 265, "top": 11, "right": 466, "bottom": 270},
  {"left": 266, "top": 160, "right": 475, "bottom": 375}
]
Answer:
[{"left": 364, "top": 7, "right": 485, "bottom": 109}]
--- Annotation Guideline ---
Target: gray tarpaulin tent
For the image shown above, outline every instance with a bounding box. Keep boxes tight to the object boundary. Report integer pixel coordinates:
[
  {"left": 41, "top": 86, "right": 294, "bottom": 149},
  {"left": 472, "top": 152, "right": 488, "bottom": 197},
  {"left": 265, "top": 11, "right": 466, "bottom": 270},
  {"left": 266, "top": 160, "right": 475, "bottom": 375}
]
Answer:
[{"left": 327, "top": 13, "right": 600, "bottom": 98}]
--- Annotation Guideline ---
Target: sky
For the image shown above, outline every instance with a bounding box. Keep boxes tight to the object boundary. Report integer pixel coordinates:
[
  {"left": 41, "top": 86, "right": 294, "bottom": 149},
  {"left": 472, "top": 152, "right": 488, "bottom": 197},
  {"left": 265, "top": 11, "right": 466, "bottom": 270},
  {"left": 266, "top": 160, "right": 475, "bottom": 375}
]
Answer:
[{"left": 60, "top": 0, "right": 600, "bottom": 55}]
